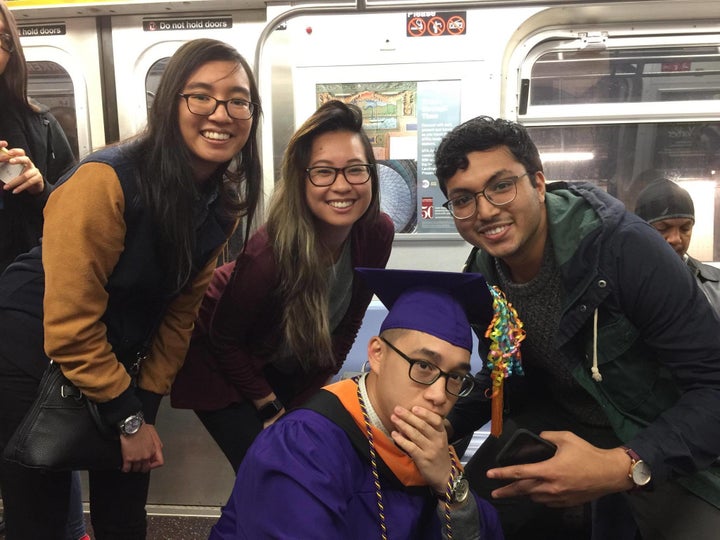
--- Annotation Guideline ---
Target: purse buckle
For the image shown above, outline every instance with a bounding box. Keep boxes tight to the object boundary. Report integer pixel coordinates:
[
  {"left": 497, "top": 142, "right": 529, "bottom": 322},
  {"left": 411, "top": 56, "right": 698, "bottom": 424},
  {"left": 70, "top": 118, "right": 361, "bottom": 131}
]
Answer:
[{"left": 60, "top": 384, "right": 82, "bottom": 400}]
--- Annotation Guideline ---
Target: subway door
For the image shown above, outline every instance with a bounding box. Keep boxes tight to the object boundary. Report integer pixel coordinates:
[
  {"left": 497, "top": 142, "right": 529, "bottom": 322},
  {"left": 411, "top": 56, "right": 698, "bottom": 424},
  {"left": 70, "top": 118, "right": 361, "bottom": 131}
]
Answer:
[
  {"left": 19, "top": 17, "right": 103, "bottom": 161},
  {"left": 109, "top": 12, "right": 265, "bottom": 509},
  {"left": 110, "top": 12, "right": 264, "bottom": 140}
]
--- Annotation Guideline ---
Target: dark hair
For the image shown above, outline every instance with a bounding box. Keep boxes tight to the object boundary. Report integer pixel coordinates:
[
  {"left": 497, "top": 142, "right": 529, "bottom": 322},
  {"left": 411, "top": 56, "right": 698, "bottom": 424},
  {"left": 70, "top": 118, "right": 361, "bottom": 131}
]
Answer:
[
  {"left": 136, "top": 38, "right": 262, "bottom": 292},
  {"left": 266, "top": 99, "right": 379, "bottom": 370},
  {"left": 434, "top": 116, "right": 543, "bottom": 196},
  {"left": 0, "top": 1, "right": 35, "bottom": 111}
]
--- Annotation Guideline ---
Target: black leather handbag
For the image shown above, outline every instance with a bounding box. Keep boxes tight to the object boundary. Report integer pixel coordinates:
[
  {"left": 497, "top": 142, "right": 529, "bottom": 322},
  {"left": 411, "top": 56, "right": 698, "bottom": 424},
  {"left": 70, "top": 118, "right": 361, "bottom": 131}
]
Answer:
[{"left": 3, "top": 361, "right": 122, "bottom": 471}]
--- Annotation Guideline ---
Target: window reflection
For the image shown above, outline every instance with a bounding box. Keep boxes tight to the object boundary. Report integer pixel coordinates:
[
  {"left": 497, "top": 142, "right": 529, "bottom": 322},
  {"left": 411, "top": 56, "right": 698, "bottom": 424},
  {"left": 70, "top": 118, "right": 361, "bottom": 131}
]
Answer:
[
  {"left": 531, "top": 45, "right": 720, "bottom": 106},
  {"left": 528, "top": 122, "right": 720, "bottom": 259},
  {"left": 145, "top": 57, "right": 170, "bottom": 112},
  {"left": 27, "top": 61, "right": 78, "bottom": 158}
]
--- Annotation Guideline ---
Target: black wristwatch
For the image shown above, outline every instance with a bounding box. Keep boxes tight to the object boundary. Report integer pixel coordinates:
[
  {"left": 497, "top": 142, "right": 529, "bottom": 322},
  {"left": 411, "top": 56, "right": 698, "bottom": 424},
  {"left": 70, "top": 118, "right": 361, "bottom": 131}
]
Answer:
[
  {"left": 257, "top": 399, "right": 283, "bottom": 421},
  {"left": 118, "top": 411, "right": 145, "bottom": 436}
]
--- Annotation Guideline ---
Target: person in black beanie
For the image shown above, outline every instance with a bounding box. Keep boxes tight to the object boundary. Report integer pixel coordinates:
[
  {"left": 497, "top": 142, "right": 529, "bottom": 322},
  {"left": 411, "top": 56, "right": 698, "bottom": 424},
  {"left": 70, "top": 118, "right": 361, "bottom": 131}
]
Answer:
[{"left": 635, "top": 178, "right": 720, "bottom": 318}]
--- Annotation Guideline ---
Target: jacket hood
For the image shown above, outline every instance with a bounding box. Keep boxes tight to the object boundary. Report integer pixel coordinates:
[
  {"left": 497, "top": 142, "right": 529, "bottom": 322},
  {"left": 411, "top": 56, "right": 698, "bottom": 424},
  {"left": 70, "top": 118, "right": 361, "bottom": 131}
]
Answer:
[{"left": 545, "top": 181, "right": 629, "bottom": 269}]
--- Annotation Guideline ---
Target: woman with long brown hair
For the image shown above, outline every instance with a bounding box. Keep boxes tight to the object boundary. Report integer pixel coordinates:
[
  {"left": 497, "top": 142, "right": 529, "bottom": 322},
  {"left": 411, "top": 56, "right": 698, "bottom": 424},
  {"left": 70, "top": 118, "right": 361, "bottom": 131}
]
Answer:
[{"left": 172, "top": 100, "right": 394, "bottom": 472}]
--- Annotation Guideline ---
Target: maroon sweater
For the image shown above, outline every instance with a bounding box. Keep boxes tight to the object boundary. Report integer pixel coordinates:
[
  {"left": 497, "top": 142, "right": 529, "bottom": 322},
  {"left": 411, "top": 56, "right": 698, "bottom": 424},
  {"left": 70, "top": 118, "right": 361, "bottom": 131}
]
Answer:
[{"left": 171, "top": 213, "right": 394, "bottom": 411}]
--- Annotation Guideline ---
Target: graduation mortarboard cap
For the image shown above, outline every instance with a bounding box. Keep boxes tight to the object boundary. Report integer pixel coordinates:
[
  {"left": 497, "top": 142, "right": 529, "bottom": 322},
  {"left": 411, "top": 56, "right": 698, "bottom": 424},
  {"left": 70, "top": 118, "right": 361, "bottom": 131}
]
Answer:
[{"left": 355, "top": 268, "right": 493, "bottom": 352}]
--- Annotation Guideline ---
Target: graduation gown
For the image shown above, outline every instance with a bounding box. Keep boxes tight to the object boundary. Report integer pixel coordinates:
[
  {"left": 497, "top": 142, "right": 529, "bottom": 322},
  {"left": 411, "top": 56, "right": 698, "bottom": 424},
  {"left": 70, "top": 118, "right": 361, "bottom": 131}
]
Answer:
[{"left": 210, "top": 379, "right": 503, "bottom": 539}]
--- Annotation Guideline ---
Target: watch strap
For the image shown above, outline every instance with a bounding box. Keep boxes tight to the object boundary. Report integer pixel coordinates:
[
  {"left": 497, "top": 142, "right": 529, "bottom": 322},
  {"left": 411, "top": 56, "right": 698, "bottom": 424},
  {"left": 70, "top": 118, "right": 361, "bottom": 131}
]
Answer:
[
  {"left": 257, "top": 399, "right": 283, "bottom": 421},
  {"left": 622, "top": 446, "right": 650, "bottom": 491}
]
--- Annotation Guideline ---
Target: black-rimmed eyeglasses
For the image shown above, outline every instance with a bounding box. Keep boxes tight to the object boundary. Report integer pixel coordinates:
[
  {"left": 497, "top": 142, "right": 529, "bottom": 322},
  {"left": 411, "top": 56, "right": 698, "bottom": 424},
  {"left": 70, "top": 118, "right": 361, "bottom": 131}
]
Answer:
[
  {"left": 380, "top": 337, "right": 475, "bottom": 397},
  {"left": 442, "top": 172, "right": 532, "bottom": 220},
  {"left": 0, "top": 33, "right": 14, "bottom": 54},
  {"left": 306, "top": 164, "right": 374, "bottom": 187},
  {"left": 178, "top": 93, "right": 256, "bottom": 120}
]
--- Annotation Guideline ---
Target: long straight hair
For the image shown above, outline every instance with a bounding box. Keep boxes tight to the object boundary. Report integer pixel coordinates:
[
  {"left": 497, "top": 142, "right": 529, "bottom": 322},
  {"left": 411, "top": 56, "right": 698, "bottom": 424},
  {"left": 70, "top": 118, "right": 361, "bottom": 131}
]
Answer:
[
  {"left": 266, "top": 100, "right": 380, "bottom": 370},
  {"left": 0, "top": 1, "right": 38, "bottom": 112},
  {"left": 135, "top": 39, "right": 262, "bottom": 293}
]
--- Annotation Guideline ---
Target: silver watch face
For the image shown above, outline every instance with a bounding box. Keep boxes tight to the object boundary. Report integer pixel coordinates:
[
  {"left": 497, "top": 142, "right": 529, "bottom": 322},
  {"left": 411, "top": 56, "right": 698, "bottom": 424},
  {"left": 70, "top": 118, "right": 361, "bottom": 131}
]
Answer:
[
  {"left": 631, "top": 460, "right": 652, "bottom": 486},
  {"left": 121, "top": 414, "right": 143, "bottom": 435},
  {"left": 452, "top": 477, "right": 470, "bottom": 504}
]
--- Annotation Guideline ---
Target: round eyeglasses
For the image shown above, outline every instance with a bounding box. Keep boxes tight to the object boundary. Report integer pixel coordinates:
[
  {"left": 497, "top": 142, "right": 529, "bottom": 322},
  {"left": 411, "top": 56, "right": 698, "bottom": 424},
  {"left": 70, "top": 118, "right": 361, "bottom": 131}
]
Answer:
[
  {"left": 380, "top": 337, "right": 475, "bottom": 398},
  {"left": 442, "top": 172, "right": 532, "bottom": 220},
  {"left": 178, "top": 93, "right": 256, "bottom": 120},
  {"left": 306, "top": 164, "right": 374, "bottom": 187},
  {"left": 0, "top": 33, "right": 15, "bottom": 54}
]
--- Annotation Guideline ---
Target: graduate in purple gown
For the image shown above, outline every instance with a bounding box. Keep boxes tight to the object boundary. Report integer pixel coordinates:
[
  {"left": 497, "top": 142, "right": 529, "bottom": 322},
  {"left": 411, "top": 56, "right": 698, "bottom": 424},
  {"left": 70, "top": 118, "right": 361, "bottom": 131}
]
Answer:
[{"left": 210, "top": 269, "right": 505, "bottom": 540}]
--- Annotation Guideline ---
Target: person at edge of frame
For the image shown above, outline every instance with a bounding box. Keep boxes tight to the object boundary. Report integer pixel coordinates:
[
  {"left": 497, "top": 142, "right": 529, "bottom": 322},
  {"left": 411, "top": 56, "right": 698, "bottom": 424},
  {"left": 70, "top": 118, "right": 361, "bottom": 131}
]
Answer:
[
  {"left": 635, "top": 177, "right": 720, "bottom": 318},
  {"left": 434, "top": 115, "right": 720, "bottom": 540},
  {"left": 0, "top": 2, "right": 82, "bottom": 538},
  {"left": 0, "top": 38, "right": 262, "bottom": 540}
]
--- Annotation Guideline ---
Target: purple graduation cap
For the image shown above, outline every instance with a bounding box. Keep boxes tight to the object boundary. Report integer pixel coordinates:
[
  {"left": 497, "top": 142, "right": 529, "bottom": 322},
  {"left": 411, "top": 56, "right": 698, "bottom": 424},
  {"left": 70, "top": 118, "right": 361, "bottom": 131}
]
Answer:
[{"left": 355, "top": 268, "right": 493, "bottom": 352}]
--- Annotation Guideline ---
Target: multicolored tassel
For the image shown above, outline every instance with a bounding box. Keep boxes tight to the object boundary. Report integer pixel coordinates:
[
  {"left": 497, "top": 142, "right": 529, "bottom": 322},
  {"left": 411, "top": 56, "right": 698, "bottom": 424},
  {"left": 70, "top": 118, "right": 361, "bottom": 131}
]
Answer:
[{"left": 484, "top": 286, "right": 525, "bottom": 437}]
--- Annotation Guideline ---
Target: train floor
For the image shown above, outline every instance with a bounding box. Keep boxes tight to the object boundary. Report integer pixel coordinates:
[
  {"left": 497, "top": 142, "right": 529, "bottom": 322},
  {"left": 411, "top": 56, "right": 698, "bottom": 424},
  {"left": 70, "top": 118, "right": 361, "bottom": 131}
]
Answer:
[{"left": 0, "top": 504, "right": 221, "bottom": 540}]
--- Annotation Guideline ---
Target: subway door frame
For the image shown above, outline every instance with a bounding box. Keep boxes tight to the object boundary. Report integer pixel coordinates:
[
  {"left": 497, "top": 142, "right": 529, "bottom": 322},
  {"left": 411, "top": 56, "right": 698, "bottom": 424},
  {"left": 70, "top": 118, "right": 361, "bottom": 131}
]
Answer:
[{"left": 20, "top": 16, "right": 104, "bottom": 159}]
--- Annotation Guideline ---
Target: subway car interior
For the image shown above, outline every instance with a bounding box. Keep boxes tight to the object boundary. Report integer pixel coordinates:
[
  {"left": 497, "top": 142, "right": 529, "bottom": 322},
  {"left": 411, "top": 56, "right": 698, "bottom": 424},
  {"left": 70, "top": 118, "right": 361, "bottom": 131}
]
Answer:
[{"left": 2, "top": 0, "right": 720, "bottom": 536}]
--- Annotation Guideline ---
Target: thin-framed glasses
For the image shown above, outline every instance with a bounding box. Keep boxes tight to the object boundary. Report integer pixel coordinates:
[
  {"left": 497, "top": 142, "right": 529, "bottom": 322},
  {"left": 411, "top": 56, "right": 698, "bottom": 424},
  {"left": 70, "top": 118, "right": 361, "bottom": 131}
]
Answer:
[
  {"left": 306, "top": 164, "right": 374, "bottom": 187},
  {"left": 442, "top": 172, "right": 532, "bottom": 220},
  {"left": 178, "top": 93, "right": 256, "bottom": 120},
  {"left": 0, "top": 33, "right": 14, "bottom": 54},
  {"left": 380, "top": 337, "right": 475, "bottom": 397}
]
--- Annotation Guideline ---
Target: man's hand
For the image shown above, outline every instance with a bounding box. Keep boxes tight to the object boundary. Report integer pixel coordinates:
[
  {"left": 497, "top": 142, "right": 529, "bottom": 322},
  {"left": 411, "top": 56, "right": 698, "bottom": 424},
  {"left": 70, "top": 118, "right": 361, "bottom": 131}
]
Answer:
[
  {"left": 119, "top": 423, "right": 164, "bottom": 474},
  {"left": 391, "top": 405, "right": 453, "bottom": 494},
  {"left": 486, "top": 430, "right": 633, "bottom": 507}
]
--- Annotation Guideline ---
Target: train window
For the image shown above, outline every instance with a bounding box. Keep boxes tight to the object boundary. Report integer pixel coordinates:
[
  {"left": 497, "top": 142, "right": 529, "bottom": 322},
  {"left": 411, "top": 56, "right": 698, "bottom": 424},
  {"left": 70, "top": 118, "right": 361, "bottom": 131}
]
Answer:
[
  {"left": 516, "top": 33, "right": 720, "bottom": 260},
  {"left": 529, "top": 44, "right": 720, "bottom": 106},
  {"left": 26, "top": 60, "right": 79, "bottom": 158},
  {"left": 145, "top": 58, "right": 170, "bottom": 112}
]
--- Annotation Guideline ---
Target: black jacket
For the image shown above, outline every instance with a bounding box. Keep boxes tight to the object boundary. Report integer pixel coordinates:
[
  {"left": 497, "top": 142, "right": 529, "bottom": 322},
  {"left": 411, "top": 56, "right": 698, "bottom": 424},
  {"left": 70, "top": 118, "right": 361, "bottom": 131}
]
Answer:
[
  {"left": 0, "top": 92, "right": 75, "bottom": 272},
  {"left": 687, "top": 255, "right": 720, "bottom": 319},
  {"left": 451, "top": 182, "right": 720, "bottom": 504}
]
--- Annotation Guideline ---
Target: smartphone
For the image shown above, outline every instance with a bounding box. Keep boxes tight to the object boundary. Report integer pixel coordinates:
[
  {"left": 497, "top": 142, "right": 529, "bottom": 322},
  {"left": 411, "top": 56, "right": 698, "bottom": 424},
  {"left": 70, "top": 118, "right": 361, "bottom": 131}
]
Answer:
[
  {"left": 496, "top": 429, "right": 557, "bottom": 466},
  {"left": 0, "top": 149, "right": 25, "bottom": 184}
]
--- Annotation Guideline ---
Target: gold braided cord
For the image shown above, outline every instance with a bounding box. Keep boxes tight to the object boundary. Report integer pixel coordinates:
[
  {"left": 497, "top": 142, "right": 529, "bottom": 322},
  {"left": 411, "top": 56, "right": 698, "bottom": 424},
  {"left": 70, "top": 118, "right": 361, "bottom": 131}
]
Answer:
[
  {"left": 356, "top": 379, "right": 388, "bottom": 540},
  {"left": 443, "top": 452, "right": 460, "bottom": 539}
]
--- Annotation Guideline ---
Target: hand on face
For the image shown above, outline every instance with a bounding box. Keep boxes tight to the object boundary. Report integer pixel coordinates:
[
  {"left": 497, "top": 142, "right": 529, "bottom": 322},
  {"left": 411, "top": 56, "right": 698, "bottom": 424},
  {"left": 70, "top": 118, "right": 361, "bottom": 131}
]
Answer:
[
  {"left": 486, "top": 430, "right": 633, "bottom": 507},
  {"left": 390, "top": 404, "right": 453, "bottom": 494},
  {"left": 368, "top": 331, "right": 470, "bottom": 493}
]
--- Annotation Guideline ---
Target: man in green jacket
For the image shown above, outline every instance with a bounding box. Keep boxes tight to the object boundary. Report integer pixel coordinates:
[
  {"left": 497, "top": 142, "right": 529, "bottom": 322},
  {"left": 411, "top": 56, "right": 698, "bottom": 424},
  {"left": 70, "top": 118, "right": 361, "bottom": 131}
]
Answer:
[{"left": 434, "top": 115, "right": 720, "bottom": 539}]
